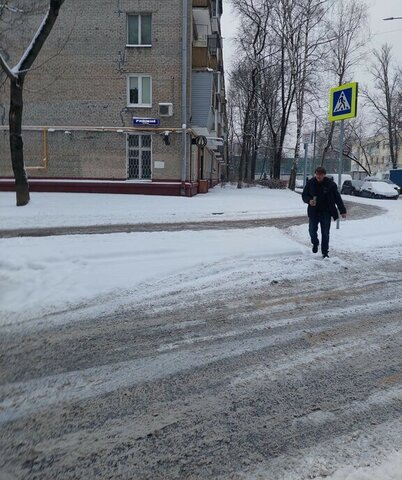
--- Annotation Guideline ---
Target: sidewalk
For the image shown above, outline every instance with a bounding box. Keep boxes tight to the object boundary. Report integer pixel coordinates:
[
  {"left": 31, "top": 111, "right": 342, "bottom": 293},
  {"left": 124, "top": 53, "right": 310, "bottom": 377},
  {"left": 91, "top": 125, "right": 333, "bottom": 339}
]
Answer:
[{"left": 0, "top": 200, "right": 384, "bottom": 238}]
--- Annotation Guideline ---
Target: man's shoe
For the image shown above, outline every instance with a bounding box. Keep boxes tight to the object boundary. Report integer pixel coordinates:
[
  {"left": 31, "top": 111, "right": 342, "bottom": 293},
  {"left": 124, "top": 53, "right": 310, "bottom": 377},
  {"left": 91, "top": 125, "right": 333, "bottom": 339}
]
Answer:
[
  {"left": 312, "top": 244, "right": 318, "bottom": 253},
  {"left": 322, "top": 253, "right": 329, "bottom": 258}
]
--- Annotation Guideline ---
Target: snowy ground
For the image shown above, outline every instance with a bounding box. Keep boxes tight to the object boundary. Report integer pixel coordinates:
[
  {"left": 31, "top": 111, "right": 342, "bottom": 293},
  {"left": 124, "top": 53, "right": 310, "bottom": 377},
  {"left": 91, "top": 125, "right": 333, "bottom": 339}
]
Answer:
[
  {"left": 1, "top": 185, "right": 401, "bottom": 331},
  {"left": 0, "top": 185, "right": 307, "bottom": 229},
  {"left": 1, "top": 185, "right": 401, "bottom": 479}
]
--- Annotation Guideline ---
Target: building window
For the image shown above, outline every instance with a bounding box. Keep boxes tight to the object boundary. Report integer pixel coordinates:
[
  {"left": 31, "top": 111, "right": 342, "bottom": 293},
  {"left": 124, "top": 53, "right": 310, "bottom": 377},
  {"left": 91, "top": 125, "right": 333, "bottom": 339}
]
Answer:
[
  {"left": 127, "top": 134, "right": 152, "bottom": 180},
  {"left": 127, "top": 75, "right": 152, "bottom": 107},
  {"left": 127, "top": 14, "right": 152, "bottom": 46}
]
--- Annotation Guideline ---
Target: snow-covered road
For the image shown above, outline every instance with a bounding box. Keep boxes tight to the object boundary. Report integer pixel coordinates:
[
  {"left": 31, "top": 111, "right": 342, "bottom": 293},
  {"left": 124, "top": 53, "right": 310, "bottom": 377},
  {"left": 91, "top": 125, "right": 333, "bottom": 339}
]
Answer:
[
  {"left": 1, "top": 187, "right": 401, "bottom": 479},
  {"left": 1, "top": 246, "right": 401, "bottom": 479}
]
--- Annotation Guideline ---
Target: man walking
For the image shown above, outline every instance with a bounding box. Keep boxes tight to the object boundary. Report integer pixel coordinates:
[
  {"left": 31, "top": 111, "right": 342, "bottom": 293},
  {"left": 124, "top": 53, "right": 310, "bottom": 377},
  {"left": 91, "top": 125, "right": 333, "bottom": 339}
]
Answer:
[{"left": 302, "top": 166, "right": 347, "bottom": 258}]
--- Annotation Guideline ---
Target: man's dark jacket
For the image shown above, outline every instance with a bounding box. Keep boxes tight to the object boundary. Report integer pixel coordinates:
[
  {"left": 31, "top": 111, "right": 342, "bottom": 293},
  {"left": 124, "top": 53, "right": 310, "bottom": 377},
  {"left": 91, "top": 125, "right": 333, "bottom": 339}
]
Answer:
[{"left": 302, "top": 177, "right": 347, "bottom": 221}]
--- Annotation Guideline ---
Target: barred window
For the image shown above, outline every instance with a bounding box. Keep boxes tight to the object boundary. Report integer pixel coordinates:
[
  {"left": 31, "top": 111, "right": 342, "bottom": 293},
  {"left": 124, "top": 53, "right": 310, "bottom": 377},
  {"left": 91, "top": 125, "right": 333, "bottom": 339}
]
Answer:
[{"left": 127, "top": 134, "right": 152, "bottom": 180}]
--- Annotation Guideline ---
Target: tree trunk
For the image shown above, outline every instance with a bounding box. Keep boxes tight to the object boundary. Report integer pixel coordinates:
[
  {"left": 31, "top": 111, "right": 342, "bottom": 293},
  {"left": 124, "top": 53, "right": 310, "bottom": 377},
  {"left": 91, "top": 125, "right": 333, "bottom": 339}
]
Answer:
[
  {"left": 237, "top": 137, "right": 246, "bottom": 188},
  {"left": 9, "top": 78, "right": 29, "bottom": 206},
  {"left": 244, "top": 144, "right": 250, "bottom": 182},
  {"left": 251, "top": 141, "right": 258, "bottom": 181},
  {"left": 289, "top": 121, "right": 302, "bottom": 190},
  {"left": 1, "top": 0, "right": 65, "bottom": 207},
  {"left": 288, "top": 161, "right": 297, "bottom": 190},
  {"left": 237, "top": 103, "right": 252, "bottom": 188},
  {"left": 321, "top": 122, "right": 335, "bottom": 166},
  {"left": 272, "top": 150, "right": 281, "bottom": 179}
]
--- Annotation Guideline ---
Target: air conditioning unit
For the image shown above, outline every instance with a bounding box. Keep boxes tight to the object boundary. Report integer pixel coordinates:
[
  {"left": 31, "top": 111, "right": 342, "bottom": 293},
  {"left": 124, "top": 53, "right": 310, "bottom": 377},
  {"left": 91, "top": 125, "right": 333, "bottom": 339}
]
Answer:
[{"left": 159, "top": 103, "right": 173, "bottom": 117}]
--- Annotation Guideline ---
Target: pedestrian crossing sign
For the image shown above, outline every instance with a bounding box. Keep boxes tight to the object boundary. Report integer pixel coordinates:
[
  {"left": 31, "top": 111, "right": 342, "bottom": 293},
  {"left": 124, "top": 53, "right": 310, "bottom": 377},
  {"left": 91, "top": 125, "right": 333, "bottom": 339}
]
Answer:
[{"left": 328, "top": 82, "right": 358, "bottom": 122}]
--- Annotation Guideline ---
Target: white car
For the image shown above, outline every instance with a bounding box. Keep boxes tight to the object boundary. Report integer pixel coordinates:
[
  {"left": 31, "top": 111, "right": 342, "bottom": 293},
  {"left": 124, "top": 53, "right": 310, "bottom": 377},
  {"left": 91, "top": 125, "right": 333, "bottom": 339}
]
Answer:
[
  {"left": 360, "top": 181, "right": 399, "bottom": 200},
  {"left": 363, "top": 177, "right": 400, "bottom": 195}
]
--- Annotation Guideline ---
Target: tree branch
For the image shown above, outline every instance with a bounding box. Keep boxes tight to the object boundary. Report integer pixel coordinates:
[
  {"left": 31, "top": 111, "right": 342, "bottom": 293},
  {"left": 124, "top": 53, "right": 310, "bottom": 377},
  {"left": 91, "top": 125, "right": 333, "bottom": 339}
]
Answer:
[
  {"left": 14, "top": 0, "right": 65, "bottom": 77},
  {"left": 0, "top": 50, "right": 17, "bottom": 80}
]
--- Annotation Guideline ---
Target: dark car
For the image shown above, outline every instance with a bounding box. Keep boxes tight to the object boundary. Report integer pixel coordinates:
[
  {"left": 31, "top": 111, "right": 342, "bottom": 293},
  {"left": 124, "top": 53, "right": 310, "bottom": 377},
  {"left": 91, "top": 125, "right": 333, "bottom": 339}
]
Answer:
[{"left": 341, "top": 180, "right": 363, "bottom": 196}]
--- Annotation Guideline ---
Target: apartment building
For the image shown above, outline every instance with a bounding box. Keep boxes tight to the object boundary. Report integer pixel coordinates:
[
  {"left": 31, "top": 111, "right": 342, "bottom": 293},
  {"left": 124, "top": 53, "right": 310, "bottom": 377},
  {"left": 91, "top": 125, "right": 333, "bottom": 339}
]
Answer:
[
  {"left": 351, "top": 133, "right": 401, "bottom": 178},
  {"left": 0, "top": 0, "right": 227, "bottom": 196}
]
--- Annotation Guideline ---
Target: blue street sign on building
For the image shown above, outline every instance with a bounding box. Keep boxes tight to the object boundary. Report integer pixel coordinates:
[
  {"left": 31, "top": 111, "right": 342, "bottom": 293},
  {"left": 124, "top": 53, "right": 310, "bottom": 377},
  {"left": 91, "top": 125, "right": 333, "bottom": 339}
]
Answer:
[
  {"left": 132, "top": 118, "right": 160, "bottom": 126},
  {"left": 328, "top": 82, "right": 358, "bottom": 122}
]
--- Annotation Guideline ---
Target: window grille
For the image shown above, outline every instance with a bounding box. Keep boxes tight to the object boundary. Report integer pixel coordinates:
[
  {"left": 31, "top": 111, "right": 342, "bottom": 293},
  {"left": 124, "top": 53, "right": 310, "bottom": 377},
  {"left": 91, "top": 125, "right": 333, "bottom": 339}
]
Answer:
[{"left": 127, "top": 134, "right": 152, "bottom": 179}]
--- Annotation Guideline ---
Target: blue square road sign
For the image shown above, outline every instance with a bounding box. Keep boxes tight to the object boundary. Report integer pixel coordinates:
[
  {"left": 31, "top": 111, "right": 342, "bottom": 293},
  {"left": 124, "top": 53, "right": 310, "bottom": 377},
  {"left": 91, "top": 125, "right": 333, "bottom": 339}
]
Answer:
[{"left": 328, "top": 82, "right": 358, "bottom": 122}]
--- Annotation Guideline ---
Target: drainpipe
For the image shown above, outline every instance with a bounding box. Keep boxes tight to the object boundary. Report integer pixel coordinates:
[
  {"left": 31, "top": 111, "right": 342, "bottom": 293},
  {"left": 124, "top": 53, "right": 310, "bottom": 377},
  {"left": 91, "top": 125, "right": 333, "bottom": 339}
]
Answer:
[{"left": 181, "top": 0, "right": 188, "bottom": 195}]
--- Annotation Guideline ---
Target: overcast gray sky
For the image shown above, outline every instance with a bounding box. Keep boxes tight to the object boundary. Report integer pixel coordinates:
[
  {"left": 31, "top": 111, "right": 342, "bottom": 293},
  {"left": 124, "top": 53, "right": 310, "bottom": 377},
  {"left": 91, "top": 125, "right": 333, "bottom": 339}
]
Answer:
[{"left": 221, "top": 0, "right": 402, "bottom": 78}]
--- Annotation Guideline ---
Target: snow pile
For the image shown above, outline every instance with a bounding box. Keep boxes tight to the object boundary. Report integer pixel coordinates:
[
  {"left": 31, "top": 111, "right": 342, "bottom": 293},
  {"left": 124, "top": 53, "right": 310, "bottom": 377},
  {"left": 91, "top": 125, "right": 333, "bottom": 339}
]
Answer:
[
  {"left": 0, "top": 227, "right": 309, "bottom": 331},
  {"left": 0, "top": 185, "right": 306, "bottom": 229}
]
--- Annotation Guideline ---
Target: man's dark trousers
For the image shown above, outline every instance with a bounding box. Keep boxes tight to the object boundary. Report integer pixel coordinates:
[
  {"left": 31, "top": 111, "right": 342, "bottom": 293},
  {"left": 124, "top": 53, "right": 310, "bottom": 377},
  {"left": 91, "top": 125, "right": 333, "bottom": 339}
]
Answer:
[{"left": 309, "top": 211, "right": 331, "bottom": 255}]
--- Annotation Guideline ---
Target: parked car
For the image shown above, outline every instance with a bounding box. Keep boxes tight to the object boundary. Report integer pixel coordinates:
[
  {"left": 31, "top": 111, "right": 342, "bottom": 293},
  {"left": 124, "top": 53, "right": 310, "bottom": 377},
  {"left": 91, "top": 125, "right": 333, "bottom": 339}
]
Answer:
[
  {"left": 360, "top": 180, "right": 399, "bottom": 200},
  {"left": 341, "top": 180, "right": 363, "bottom": 196},
  {"left": 363, "top": 177, "right": 400, "bottom": 195},
  {"left": 327, "top": 174, "right": 353, "bottom": 191}
]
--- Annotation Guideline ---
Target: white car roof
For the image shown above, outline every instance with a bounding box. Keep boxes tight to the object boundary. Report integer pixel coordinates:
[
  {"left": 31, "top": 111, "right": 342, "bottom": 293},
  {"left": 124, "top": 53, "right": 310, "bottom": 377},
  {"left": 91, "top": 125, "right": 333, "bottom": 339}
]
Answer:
[{"left": 363, "top": 181, "right": 396, "bottom": 195}]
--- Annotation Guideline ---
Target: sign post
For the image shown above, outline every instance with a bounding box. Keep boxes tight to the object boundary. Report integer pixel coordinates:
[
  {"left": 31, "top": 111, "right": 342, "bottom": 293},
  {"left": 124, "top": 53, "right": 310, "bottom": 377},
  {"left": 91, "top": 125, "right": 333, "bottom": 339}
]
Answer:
[
  {"left": 328, "top": 82, "right": 358, "bottom": 229},
  {"left": 337, "top": 121, "right": 345, "bottom": 229},
  {"left": 302, "top": 132, "right": 313, "bottom": 188},
  {"left": 303, "top": 143, "right": 308, "bottom": 188}
]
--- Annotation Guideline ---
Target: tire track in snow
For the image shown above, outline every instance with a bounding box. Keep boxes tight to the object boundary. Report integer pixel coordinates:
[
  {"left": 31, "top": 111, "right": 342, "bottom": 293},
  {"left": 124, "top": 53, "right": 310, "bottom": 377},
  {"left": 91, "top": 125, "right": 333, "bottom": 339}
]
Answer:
[{"left": 0, "top": 252, "right": 401, "bottom": 479}]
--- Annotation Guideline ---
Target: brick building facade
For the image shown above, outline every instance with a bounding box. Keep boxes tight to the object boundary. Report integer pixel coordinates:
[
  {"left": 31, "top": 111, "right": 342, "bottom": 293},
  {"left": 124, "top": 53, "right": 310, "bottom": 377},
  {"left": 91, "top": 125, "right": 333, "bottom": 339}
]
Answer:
[{"left": 0, "top": 0, "right": 227, "bottom": 196}]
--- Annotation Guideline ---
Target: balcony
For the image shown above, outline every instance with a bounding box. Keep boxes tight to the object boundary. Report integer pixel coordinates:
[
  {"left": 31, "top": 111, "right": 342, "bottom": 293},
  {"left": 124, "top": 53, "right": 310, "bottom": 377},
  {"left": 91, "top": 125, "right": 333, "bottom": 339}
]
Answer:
[
  {"left": 192, "top": 46, "right": 222, "bottom": 70},
  {"left": 211, "top": 16, "right": 220, "bottom": 34},
  {"left": 207, "top": 33, "right": 220, "bottom": 56},
  {"left": 193, "top": 8, "right": 211, "bottom": 47},
  {"left": 192, "top": 0, "right": 211, "bottom": 7},
  {"left": 192, "top": 46, "right": 213, "bottom": 69}
]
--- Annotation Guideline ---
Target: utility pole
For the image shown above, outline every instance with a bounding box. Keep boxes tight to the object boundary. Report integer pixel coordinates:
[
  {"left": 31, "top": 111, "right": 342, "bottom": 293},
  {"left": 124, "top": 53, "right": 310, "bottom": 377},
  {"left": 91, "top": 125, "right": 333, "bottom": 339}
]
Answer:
[
  {"left": 181, "top": 0, "right": 188, "bottom": 196},
  {"left": 337, "top": 121, "right": 344, "bottom": 229},
  {"left": 312, "top": 118, "right": 317, "bottom": 170}
]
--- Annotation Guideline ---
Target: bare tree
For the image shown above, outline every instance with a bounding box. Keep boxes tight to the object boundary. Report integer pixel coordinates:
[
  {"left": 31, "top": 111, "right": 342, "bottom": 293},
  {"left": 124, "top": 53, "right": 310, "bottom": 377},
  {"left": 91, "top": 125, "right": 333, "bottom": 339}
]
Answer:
[
  {"left": 282, "top": 0, "right": 329, "bottom": 190},
  {"left": 231, "top": 0, "right": 329, "bottom": 183},
  {"left": 230, "top": 0, "right": 368, "bottom": 184},
  {"left": 0, "top": 2, "right": 48, "bottom": 124},
  {"left": 0, "top": 0, "right": 65, "bottom": 206},
  {"left": 363, "top": 44, "right": 402, "bottom": 169},
  {"left": 320, "top": 0, "right": 368, "bottom": 165},
  {"left": 231, "top": 0, "right": 271, "bottom": 188},
  {"left": 231, "top": 61, "right": 259, "bottom": 186},
  {"left": 259, "top": 37, "right": 295, "bottom": 179},
  {"left": 345, "top": 116, "right": 372, "bottom": 175}
]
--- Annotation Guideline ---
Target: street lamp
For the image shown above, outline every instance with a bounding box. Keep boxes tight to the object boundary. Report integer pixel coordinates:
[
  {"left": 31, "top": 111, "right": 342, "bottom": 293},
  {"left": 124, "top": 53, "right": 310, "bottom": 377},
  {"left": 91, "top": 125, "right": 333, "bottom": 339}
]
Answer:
[{"left": 383, "top": 16, "right": 402, "bottom": 20}]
